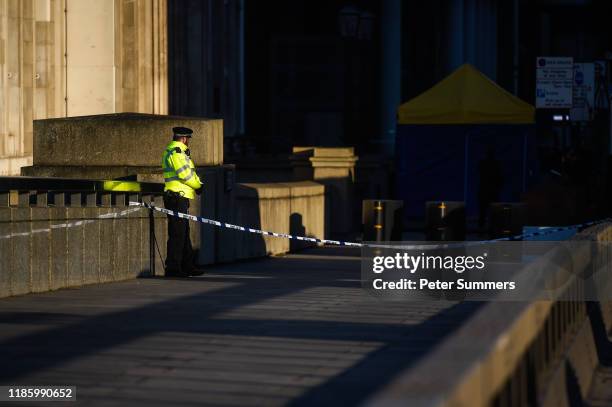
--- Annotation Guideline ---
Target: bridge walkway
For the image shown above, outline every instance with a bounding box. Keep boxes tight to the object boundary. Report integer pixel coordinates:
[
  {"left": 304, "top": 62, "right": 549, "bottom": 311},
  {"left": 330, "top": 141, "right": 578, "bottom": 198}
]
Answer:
[{"left": 0, "top": 246, "right": 481, "bottom": 407}]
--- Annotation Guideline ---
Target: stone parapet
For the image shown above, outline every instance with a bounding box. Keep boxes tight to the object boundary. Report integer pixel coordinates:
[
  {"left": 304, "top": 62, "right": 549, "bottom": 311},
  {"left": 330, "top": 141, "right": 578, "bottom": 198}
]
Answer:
[
  {"left": 0, "top": 188, "right": 167, "bottom": 299},
  {"left": 234, "top": 181, "right": 325, "bottom": 259},
  {"left": 30, "top": 113, "right": 223, "bottom": 168},
  {"left": 0, "top": 173, "right": 326, "bottom": 298},
  {"left": 291, "top": 147, "right": 358, "bottom": 238},
  {"left": 21, "top": 165, "right": 163, "bottom": 180}
]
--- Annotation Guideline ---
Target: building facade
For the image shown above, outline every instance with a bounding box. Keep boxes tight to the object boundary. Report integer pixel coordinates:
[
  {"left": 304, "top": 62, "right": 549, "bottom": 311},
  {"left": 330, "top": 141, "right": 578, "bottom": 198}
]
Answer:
[{"left": 0, "top": 0, "right": 168, "bottom": 175}]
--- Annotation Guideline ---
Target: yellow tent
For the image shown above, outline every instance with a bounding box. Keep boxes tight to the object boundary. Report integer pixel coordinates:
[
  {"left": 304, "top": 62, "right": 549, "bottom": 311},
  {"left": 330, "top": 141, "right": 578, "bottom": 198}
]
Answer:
[{"left": 397, "top": 64, "right": 535, "bottom": 125}]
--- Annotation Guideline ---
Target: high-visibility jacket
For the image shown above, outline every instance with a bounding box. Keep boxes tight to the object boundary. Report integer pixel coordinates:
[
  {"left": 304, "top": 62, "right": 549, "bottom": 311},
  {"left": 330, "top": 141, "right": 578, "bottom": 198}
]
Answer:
[{"left": 161, "top": 141, "right": 202, "bottom": 199}]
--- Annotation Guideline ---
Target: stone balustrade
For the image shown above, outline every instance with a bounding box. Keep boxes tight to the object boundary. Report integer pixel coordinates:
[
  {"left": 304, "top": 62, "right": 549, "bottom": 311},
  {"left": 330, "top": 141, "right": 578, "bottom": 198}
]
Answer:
[
  {"left": 0, "top": 182, "right": 167, "bottom": 299},
  {"left": 233, "top": 181, "right": 325, "bottom": 259},
  {"left": 366, "top": 223, "right": 612, "bottom": 407},
  {"left": 0, "top": 177, "right": 326, "bottom": 298}
]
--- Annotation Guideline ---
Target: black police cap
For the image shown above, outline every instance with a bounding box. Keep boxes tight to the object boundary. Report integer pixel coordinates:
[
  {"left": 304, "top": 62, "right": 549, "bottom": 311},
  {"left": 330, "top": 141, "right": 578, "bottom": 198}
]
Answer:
[{"left": 172, "top": 127, "right": 193, "bottom": 138}]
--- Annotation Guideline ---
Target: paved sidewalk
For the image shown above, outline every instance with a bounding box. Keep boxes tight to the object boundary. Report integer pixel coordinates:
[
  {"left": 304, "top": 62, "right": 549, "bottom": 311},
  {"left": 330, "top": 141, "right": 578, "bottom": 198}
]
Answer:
[{"left": 0, "top": 247, "right": 480, "bottom": 406}]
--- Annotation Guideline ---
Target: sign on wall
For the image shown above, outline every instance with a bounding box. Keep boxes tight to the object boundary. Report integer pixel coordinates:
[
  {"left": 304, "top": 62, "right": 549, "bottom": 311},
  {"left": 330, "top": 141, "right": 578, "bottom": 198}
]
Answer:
[{"left": 535, "top": 57, "right": 574, "bottom": 108}]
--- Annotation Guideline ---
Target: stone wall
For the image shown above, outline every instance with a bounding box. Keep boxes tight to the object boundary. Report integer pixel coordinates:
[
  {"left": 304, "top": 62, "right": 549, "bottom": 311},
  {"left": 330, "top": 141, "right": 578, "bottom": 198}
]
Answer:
[
  {"left": 0, "top": 176, "right": 325, "bottom": 298},
  {"left": 0, "top": 191, "right": 167, "bottom": 299},
  {"left": 0, "top": 0, "right": 168, "bottom": 176},
  {"left": 291, "top": 147, "right": 358, "bottom": 238},
  {"left": 234, "top": 181, "right": 325, "bottom": 259},
  {"left": 23, "top": 113, "right": 223, "bottom": 171}
]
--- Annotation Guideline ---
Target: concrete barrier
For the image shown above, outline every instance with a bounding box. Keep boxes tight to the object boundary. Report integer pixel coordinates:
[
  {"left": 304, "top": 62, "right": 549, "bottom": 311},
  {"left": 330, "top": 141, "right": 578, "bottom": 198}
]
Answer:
[
  {"left": 234, "top": 181, "right": 325, "bottom": 260},
  {"left": 291, "top": 147, "right": 358, "bottom": 238},
  {"left": 0, "top": 176, "right": 324, "bottom": 298},
  {"left": 28, "top": 113, "right": 223, "bottom": 168},
  {"left": 0, "top": 180, "right": 165, "bottom": 298}
]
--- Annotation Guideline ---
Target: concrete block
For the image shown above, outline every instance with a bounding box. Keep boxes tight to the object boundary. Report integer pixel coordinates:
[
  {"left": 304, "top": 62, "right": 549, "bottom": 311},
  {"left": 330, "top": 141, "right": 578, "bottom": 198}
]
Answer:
[
  {"left": 235, "top": 183, "right": 291, "bottom": 258},
  {"left": 51, "top": 192, "right": 67, "bottom": 207},
  {"left": 113, "top": 193, "right": 127, "bottom": 207},
  {"left": 160, "top": 210, "right": 168, "bottom": 274},
  {"left": 85, "top": 192, "right": 97, "bottom": 207},
  {"left": 153, "top": 209, "right": 166, "bottom": 276},
  {"left": 291, "top": 146, "right": 358, "bottom": 238},
  {"left": 146, "top": 195, "right": 166, "bottom": 276},
  {"left": 99, "top": 193, "right": 112, "bottom": 207},
  {"left": 69, "top": 192, "right": 83, "bottom": 207},
  {"left": 197, "top": 167, "right": 218, "bottom": 265},
  {"left": 285, "top": 181, "right": 325, "bottom": 251},
  {"left": 138, "top": 194, "right": 153, "bottom": 276},
  {"left": 82, "top": 206, "right": 100, "bottom": 285},
  {"left": 0, "top": 192, "right": 9, "bottom": 207},
  {"left": 139, "top": 200, "right": 152, "bottom": 277},
  {"left": 17, "top": 191, "right": 30, "bottom": 207},
  {"left": 49, "top": 207, "right": 68, "bottom": 290},
  {"left": 22, "top": 165, "right": 164, "bottom": 180},
  {"left": 65, "top": 208, "right": 85, "bottom": 287},
  {"left": 0, "top": 208, "right": 12, "bottom": 298},
  {"left": 114, "top": 208, "right": 130, "bottom": 281},
  {"left": 215, "top": 166, "right": 237, "bottom": 263},
  {"left": 98, "top": 207, "right": 115, "bottom": 283},
  {"left": 10, "top": 208, "right": 32, "bottom": 296},
  {"left": 30, "top": 208, "right": 51, "bottom": 293},
  {"left": 127, "top": 209, "right": 145, "bottom": 278},
  {"left": 234, "top": 192, "right": 266, "bottom": 260},
  {"left": 292, "top": 146, "right": 356, "bottom": 158},
  {"left": 33, "top": 113, "right": 223, "bottom": 167},
  {"left": 35, "top": 191, "right": 48, "bottom": 206},
  {"left": 125, "top": 194, "right": 142, "bottom": 270}
]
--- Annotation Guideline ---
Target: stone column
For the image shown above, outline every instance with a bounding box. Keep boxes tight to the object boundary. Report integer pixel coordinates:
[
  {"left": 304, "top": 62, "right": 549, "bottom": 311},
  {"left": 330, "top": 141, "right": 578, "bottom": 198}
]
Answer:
[
  {"left": 291, "top": 147, "right": 358, "bottom": 239},
  {"left": 377, "top": 0, "right": 402, "bottom": 155}
]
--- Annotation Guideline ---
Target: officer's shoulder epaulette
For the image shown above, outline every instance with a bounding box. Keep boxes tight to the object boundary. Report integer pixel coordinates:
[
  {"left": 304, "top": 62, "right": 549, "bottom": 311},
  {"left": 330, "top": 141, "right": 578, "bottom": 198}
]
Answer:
[{"left": 173, "top": 147, "right": 182, "bottom": 153}]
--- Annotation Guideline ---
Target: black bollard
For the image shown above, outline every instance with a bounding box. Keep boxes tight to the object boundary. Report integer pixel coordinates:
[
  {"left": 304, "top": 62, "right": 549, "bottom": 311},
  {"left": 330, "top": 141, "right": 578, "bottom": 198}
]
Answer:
[
  {"left": 425, "top": 201, "right": 466, "bottom": 241},
  {"left": 488, "top": 203, "right": 527, "bottom": 240},
  {"left": 362, "top": 200, "right": 404, "bottom": 242}
]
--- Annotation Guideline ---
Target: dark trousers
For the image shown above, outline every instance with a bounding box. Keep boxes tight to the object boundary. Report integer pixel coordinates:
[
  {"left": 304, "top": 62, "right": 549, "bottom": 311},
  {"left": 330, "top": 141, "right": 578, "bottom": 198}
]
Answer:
[{"left": 163, "top": 192, "right": 194, "bottom": 273}]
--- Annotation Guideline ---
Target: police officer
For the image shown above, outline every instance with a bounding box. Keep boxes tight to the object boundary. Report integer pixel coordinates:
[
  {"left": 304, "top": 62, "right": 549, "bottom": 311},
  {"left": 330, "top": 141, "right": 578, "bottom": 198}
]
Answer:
[{"left": 161, "top": 127, "right": 203, "bottom": 277}]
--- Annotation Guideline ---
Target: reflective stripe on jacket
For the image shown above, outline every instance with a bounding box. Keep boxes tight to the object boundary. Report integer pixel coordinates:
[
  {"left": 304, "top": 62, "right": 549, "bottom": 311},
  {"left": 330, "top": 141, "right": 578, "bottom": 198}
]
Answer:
[{"left": 162, "top": 141, "right": 202, "bottom": 199}]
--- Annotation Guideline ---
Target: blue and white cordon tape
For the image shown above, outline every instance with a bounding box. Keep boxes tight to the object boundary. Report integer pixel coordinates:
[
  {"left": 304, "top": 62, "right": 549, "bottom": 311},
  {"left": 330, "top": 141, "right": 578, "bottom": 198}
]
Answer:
[
  {"left": 0, "top": 207, "right": 143, "bottom": 240},
  {"left": 129, "top": 201, "right": 612, "bottom": 248},
  {"left": 129, "top": 201, "right": 362, "bottom": 247}
]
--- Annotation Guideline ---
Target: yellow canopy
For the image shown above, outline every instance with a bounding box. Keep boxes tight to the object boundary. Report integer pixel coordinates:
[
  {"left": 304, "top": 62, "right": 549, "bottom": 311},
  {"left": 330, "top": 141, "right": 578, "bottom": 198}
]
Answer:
[{"left": 398, "top": 64, "right": 535, "bottom": 125}]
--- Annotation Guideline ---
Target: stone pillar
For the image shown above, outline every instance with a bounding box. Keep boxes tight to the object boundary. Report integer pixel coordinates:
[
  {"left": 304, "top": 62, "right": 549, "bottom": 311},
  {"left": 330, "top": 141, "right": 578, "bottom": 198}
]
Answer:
[
  {"left": 291, "top": 147, "right": 358, "bottom": 239},
  {"left": 0, "top": 0, "right": 168, "bottom": 176},
  {"left": 377, "top": 0, "right": 401, "bottom": 155}
]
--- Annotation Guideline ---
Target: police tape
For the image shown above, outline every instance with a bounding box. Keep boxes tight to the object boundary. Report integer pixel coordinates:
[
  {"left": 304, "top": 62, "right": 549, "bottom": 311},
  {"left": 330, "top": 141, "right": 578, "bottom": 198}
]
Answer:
[
  {"left": 0, "top": 207, "right": 143, "bottom": 240},
  {"left": 129, "top": 201, "right": 364, "bottom": 247},
  {"left": 129, "top": 201, "right": 612, "bottom": 248}
]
